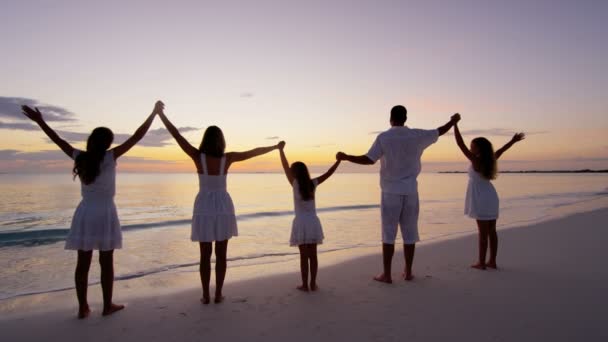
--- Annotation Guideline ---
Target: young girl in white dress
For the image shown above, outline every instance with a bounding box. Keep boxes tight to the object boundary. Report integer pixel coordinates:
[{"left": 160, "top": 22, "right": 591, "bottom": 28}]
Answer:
[
  {"left": 22, "top": 101, "right": 161, "bottom": 318},
  {"left": 453, "top": 120, "right": 525, "bottom": 270},
  {"left": 278, "top": 142, "right": 341, "bottom": 291},
  {"left": 157, "top": 105, "right": 282, "bottom": 304}
]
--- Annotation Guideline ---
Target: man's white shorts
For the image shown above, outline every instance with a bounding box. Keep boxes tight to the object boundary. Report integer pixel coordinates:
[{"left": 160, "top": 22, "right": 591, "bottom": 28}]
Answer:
[{"left": 381, "top": 192, "right": 420, "bottom": 244}]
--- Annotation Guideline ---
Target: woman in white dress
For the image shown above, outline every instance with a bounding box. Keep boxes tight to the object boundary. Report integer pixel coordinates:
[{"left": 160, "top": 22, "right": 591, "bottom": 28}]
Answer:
[
  {"left": 22, "top": 101, "right": 161, "bottom": 318},
  {"left": 453, "top": 119, "right": 525, "bottom": 270},
  {"left": 278, "top": 142, "right": 341, "bottom": 292},
  {"left": 157, "top": 105, "right": 282, "bottom": 304}
]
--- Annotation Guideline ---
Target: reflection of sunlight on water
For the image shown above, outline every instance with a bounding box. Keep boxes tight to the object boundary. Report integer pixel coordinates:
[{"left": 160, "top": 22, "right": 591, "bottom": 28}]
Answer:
[{"left": 0, "top": 172, "right": 607, "bottom": 299}]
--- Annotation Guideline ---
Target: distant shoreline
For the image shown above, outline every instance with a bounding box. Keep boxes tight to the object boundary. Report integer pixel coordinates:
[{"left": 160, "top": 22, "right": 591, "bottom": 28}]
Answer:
[{"left": 439, "top": 169, "right": 608, "bottom": 174}]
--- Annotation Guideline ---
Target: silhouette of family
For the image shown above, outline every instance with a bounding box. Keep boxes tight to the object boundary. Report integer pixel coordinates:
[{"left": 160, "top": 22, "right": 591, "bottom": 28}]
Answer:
[{"left": 21, "top": 102, "right": 525, "bottom": 319}]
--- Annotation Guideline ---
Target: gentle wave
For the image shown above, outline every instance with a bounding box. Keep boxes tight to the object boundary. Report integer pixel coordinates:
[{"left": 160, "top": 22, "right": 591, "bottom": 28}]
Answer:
[
  {"left": 0, "top": 245, "right": 366, "bottom": 300},
  {"left": 0, "top": 204, "right": 380, "bottom": 248}
]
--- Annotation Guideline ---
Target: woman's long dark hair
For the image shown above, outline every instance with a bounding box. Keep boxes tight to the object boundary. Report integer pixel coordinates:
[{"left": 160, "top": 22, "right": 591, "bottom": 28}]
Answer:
[
  {"left": 73, "top": 127, "right": 114, "bottom": 185},
  {"left": 199, "top": 126, "right": 225, "bottom": 157},
  {"left": 472, "top": 137, "right": 497, "bottom": 180},
  {"left": 291, "top": 162, "right": 315, "bottom": 201}
]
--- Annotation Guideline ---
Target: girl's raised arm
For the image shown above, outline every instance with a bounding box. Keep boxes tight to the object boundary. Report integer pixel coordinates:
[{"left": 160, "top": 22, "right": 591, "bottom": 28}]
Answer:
[
  {"left": 112, "top": 101, "right": 161, "bottom": 159},
  {"left": 495, "top": 133, "right": 525, "bottom": 160},
  {"left": 227, "top": 144, "right": 280, "bottom": 164},
  {"left": 278, "top": 141, "right": 294, "bottom": 185},
  {"left": 157, "top": 105, "right": 199, "bottom": 160},
  {"left": 316, "top": 155, "right": 341, "bottom": 186},
  {"left": 22, "top": 105, "right": 75, "bottom": 158},
  {"left": 454, "top": 123, "right": 475, "bottom": 162}
]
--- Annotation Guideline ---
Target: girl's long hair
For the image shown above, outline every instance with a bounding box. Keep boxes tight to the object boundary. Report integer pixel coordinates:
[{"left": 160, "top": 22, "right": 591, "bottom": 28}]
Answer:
[
  {"left": 73, "top": 127, "right": 114, "bottom": 184},
  {"left": 291, "top": 162, "right": 315, "bottom": 201},
  {"left": 199, "top": 126, "right": 225, "bottom": 157},
  {"left": 472, "top": 137, "right": 497, "bottom": 180}
]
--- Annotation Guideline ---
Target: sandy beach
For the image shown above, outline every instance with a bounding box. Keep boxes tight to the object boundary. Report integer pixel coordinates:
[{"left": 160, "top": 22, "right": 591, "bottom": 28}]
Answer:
[{"left": 2, "top": 208, "right": 607, "bottom": 342}]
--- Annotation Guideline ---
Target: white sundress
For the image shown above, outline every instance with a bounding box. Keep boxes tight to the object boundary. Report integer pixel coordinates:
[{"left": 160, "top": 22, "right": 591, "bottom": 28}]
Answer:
[
  {"left": 464, "top": 166, "right": 499, "bottom": 221},
  {"left": 65, "top": 150, "right": 122, "bottom": 251},
  {"left": 191, "top": 154, "right": 238, "bottom": 242},
  {"left": 290, "top": 179, "right": 324, "bottom": 246}
]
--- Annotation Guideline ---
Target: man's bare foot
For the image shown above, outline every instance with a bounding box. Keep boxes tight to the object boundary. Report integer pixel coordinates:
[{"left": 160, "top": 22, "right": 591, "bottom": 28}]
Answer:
[
  {"left": 373, "top": 273, "right": 393, "bottom": 284},
  {"left": 471, "top": 263, "right": 486, "bottom": 270},
  {"left": 402, "top": 273, "right": 415, "bottom": 281},
  {"left": 214, "top": 296, "right": 225, "bottom": 304},
  {"left": 77, "top": 305, "right": 90, "bottom": 319},
  {"left": 102, "top": 303, "right": 125, "bottom": 316},
  {"left": 297, "top": 285, "right": 309, "bottom": 292},
  {"left": 310, "top": 284, "right": 319, "bottom": 292},
  {"left": 486, "top": 262, "right": 497, "bottom": 269},
  {"left": 200, "top": 296, "right": 210, "bottom": 305}
]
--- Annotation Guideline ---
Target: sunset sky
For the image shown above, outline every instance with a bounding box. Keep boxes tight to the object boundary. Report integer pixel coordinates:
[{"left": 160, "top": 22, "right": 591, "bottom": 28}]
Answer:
[{"left": 1, "top": 0, "right": 607, "bottom": 173}]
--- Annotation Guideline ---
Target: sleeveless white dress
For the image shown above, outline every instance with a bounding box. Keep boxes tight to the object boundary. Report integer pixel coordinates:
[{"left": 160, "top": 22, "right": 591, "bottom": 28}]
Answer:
[
  {"left": 191, "top": 154, "right": 238, "bottom": 242},
  {"left": 290, "top": 179, "right": 324, "bottom": 246},
  {"left": 65, "top": 150, "right": 122, "bottom": 251},
  {"left": 464, "top": 166, "right": 499, "bottom": 220}
]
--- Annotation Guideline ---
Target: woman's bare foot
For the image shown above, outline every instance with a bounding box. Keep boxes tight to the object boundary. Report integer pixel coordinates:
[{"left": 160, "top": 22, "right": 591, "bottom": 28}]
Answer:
[
  {"left": 310, "top": 284, "right": 319, "bottom": 292},
  {"left": 77, "top": 305, "right": 91, "bottom": 319},
  {"left": 200, "top": 296, "right": 210, "bottom": 305},
  {"left": 373, "top": 273, "right": 393, "bottom": 284},
  {"left": 471, "top": 263, "right": 486, "bottom": 270},
  {"left": 102, "top": 303, "right": 125, "bottom": 316},
  {"left": 297, "top": 285, "right": 309, "bottom": 292},
  {"left": 214, "top": 296, "right": 225, "bottom": 304}
]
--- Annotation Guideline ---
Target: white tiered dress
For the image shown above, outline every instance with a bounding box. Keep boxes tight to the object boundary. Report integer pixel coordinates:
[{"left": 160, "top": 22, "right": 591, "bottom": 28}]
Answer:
[
  {"left": 464, "top": 166, "right": 499, "bottom": 220},
  {"left": 290, "top": 179, "right": 324, "bottom": 246},
  {"left": 191, "top": 154, "right": 238, "bottom": 242},
  {"left": 65, "top": 150, "right": 122, "bottom": 251}
]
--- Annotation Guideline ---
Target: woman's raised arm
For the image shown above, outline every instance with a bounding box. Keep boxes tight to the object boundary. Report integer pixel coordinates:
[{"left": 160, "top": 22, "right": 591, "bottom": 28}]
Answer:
[
  {"left": 157, "top": 105, "right": 199, "bottom": 160},
  {"left": 278, "top": 141, "right": 294, "bottom": 185},
  {"left": 112, "top": 101, "right": 161, "bottom": 159},
  {"left": 22, "top": 105, "right": 75, "bottom": 158}
]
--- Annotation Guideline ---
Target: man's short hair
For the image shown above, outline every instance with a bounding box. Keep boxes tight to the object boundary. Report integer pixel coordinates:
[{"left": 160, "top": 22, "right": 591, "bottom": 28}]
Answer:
[{"left": 390, "top": 105, "right": 407, "bottom": 125}]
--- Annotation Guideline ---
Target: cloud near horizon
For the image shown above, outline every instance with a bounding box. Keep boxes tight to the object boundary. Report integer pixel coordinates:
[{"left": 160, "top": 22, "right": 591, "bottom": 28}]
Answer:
[
  {"left": 0, "top": 96, "right": 76, "bottom": 122},
  {"left": 0, "top": 149, "right": 181, "bottom": 164},
  {"left": 0, "top": 118, "right": 199, "bottom": 148}
]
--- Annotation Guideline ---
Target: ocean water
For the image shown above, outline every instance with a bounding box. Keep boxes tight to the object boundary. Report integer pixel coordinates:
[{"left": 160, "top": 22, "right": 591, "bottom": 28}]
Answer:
[{"left": 0, "top": 172, "right": 607, "bottom": 300}]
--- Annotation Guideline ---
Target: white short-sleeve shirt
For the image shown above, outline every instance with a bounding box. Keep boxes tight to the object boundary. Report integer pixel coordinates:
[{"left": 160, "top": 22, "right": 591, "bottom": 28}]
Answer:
[{"left": 366, "top": 126, "right": 439, "bottom": 195}]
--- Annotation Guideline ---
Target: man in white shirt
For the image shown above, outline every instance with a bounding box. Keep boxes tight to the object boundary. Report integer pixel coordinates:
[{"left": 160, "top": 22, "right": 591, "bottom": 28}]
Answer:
[{"left": 338, "top": 105, "right": 460, "bottom": 283}]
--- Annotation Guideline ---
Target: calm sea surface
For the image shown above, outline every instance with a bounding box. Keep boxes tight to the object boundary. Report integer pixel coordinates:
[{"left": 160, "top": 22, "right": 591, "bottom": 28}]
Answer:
[{"left": 1, "top": 172, "right": 606, "bottom": 299}]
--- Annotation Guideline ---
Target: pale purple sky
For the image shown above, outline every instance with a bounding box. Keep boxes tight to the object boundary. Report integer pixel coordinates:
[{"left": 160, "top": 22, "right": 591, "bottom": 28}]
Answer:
[{"left": 1, "top": 0, "right": 607, "bottom": 172}]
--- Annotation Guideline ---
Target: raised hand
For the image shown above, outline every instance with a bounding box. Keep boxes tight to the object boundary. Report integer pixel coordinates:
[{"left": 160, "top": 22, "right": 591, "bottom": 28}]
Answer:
[
  {"left": 336, "top": 152, "right": 347, "bottom": 161},
  {"left": 277, "top": 141, "right": 286, "bottom": 150},
  {"left": 451, "top": 113, "right": 461, "bottom": 123},
  {"left": 21, "top": 106, "right": 43, "bottom": 123},
  {"left": 153, "top": 100, "right": 165, "bottom": 115},
  {"left": 512, "top": 132, "right": 525, "bottom": 142}
]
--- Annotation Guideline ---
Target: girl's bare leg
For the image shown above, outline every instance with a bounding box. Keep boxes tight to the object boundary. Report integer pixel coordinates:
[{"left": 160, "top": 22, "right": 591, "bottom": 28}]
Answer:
[
  {"left": 472, "top": 220, "right": 489, "bottom": 270},
  {"left": 199, "top": 242, "right": 212, "bottom": 304},
  {"left": 297, "top": 245, "right": 309, "bottom": 291},
  {"left": 100, "top": 250, "right": 124, "bottom": 316},
  {"left": 309, "top": 244, "right": 319, "bottom": 291},
  {"left": 487, "top": 220, "right": 498, "bottom": 268},
  {"left": 75, "top": 250, "right": 92, "bottom": 319},
  {"left": 214, "top": 240, "right": 228, "bottom": 303}
]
